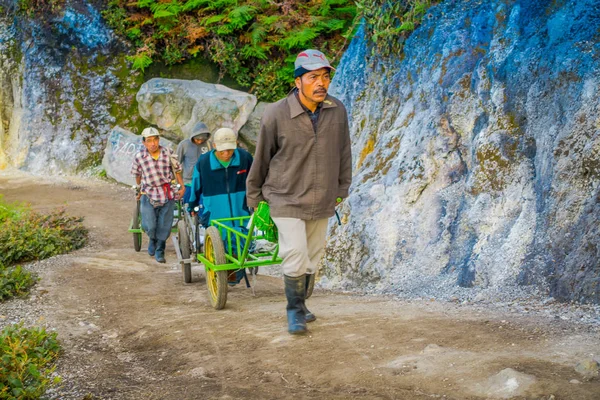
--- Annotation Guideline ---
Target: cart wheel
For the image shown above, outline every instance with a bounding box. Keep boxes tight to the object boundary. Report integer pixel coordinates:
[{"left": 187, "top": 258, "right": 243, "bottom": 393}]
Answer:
[
  {"left": 306, "top": 273, "right": 316, "bottom": 299},
  {"left": 205, "top": 226, "right": 228, "bottom": 309},
  {"left": 178, "top": 220, "right": 192, "bottom": 283},
  {"left": 132, "top": 200, "right": 142, "bottom": 252}
]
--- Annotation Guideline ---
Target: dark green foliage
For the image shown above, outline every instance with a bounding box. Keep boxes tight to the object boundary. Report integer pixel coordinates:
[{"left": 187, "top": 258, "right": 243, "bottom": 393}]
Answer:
[
  {"left": 17, "top": 0, "right": 64, "bottom": 16},
  {"left": 356, "top": 0, "right": 439, "bottom": 59},
  {"left": 0, "top": 266, "right": 36, "bottom": 301},
  {"left": 100, "top": 0, "right": 358, "bottom": 101},
  {"left": 0, "top": 323, "right": 62, "bottom": 399},
  {"left": 0, "top": 197, "right": 88, "bottom": 268}
]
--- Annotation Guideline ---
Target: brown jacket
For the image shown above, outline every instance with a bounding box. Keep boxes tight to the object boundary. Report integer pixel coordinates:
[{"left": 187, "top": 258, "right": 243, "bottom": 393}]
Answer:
[{"left": 246, "top": 90, "right": 352, "bottom": 220}]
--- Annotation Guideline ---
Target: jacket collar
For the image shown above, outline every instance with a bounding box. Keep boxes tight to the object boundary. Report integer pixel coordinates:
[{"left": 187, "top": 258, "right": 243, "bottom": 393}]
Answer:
[
  {"left": 209, "top": 149, "right": 241, "bottom": 170},
  {"left": 287, "top": 88, "right": 337, "bottom": 119}
]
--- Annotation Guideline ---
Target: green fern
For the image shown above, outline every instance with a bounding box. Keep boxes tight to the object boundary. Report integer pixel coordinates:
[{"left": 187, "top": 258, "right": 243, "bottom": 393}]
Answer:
[
  {"left": 278, "top": 27, "right": 320, "bottom": 50},
  {"left": 240, "top": 44, "right": 268, "bottom": 60},
  {"left": 181, "top": 0, "right": 211, "bottom": 12},
  {"left": 203, "top": 13, "right": 226, "bottom": 26},
  {"left": 205, "top": 0, "right": 237, "bottom": 11},
  {"left": 228, "top": 5, "right": 256, "bottom": 29},
  {"left": 126, "top": 53, "right": 153, "bottom": 72},
  {"left": 135, "top": 0, "right": 154, "bottom": 9}
]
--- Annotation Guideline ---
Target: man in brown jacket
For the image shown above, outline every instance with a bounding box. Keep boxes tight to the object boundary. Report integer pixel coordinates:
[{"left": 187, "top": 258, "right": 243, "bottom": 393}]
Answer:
[{"left": 246, "top": 49, "right": 352, "bottom": 335}]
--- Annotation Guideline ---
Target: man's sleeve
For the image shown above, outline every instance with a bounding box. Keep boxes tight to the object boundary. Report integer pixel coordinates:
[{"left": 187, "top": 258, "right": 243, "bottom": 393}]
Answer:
[
  {"left": 176, "top": 142, "right": 185, "bottom": 166},
  {"left": 131, "top": 154, "right": 141, "bottom": 178},
  {"left": 188, "top": 162, "right": 202, "bottom": 211},
  {"left": 338, "top": 107, "right": 352, "bottom": 198},
  {"left": 246, "top": 108, "right": 277, "bottom": 208}
]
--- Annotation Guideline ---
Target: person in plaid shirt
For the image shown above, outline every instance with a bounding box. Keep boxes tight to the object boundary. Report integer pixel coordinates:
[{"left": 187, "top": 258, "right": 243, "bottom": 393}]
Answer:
[{"left": 131, "top": 127, "right": 185, "bottom": 263}]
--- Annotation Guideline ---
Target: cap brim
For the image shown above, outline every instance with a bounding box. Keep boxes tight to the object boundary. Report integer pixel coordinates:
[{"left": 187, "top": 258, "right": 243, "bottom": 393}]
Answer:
[
  {"left": 302, "top": 63, "right": 336, "bottom": 71},
  {"left": 215, "top": 142, "right": 237, "bottom": 151}
]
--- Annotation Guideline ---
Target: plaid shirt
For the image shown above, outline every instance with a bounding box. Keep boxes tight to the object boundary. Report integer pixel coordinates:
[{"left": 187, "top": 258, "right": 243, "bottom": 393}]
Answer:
[{"left": 131, "top": 146, "right": 181, "bottom": 205}]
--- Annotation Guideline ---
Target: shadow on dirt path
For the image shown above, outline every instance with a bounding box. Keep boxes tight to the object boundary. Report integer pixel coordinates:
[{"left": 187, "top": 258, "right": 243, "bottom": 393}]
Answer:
[{"left": 0, "top": 170, "right": 599, "bottom": 400}]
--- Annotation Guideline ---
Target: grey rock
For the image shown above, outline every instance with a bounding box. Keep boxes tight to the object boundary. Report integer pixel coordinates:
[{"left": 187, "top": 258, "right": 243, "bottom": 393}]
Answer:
[
  {"left": 574, "top": 359, "right": 600, "bottom": 380},
  {"left": 473, "top": 368, "right": 537, "bottom": 399},
  {"left": 238, "top": 101, "right": 269, "bottom": 153},
  {"left": 136, "top": 78, "right": 257, "bottom": 141},
  {"left": 101, "top": 126, "right": 174, "bottom": 186}
]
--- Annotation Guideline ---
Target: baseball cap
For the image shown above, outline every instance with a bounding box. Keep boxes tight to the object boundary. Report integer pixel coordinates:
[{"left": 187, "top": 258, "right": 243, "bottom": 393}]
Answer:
[
  {"left": 213, "top": 128, "right": 237, "bottom": 151},
  {"left": 141, "top": 127, "right": 160, "bottom": 138},
  {"left": 294, "top": 49, "right": 335, "bottom": 78}
]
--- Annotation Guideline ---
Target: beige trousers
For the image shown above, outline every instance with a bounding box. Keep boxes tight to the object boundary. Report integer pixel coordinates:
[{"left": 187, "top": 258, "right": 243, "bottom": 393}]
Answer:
[{"left": 272, "top": 217, "right": 329, "bottom": 277}]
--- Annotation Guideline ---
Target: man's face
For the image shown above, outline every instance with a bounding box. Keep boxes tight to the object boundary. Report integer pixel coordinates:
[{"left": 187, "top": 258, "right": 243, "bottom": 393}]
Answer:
[
  {"left": 143, "top": 136, "right": 160, "bottom": 153},
  {"left": 215, "top": 149, "right": 234, "bottom": 162},
  {"left": 192, "top": 136, "right": 207, "bottom": 145},
  {"left": 295, "top": 68, "right": 331, "bottom": 105}
]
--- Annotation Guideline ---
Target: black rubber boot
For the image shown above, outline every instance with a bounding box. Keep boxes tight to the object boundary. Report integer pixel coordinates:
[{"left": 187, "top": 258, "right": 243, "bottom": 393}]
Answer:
[
  {"left": 303, "top": 274, "right": 316, "bottom": 323},
  {"left": 284, "top": 275, "right": 307, "bottom": 335},
  {"left": 155, "top": 240, "right": 166, "bottom": 263}
]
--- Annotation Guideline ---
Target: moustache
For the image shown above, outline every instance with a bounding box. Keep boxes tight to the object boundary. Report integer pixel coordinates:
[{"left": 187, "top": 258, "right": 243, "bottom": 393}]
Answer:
[{"left": 314, "top": 89, "right": 327, "bottom": 95}]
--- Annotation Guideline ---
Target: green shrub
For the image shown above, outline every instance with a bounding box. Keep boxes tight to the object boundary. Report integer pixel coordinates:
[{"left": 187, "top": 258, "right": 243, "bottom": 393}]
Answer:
[
  {"left": 0, "top": 266, "right": 36, "bottom": 301},
  {"left": 0, "top": 198, "right": 88, "bottom": 268},
  {"left": 0, "top": 323, "right": 62, "bottom": 399}
]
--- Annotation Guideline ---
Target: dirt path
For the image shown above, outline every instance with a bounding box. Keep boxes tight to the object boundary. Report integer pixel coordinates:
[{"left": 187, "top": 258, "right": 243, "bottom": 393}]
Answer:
[{"left": 1, "top": 170, "right": 599, "bottom": 400}]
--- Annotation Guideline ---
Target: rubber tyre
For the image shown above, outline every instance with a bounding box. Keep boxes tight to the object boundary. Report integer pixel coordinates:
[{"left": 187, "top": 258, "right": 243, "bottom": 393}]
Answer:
[
  {"left": 306, "top": 273, "right": 316, "bottom": 299},
  {"left": 178, "top": 220, "right": 192, "bottom": 283},
  {"left": 205, "top": 226, "right": 228, "bottom": 309},
  {"left": 132, "top": 200, "right": 142, "bottom": 252}
]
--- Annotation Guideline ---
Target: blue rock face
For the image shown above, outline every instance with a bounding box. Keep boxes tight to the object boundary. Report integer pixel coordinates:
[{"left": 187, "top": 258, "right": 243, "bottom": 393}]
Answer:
[
  {"left": 326, "top": 0, "right": 600, "bottom": 303},
  {"left": 0, "top": 0, "right": 139, "bottom": 173}
]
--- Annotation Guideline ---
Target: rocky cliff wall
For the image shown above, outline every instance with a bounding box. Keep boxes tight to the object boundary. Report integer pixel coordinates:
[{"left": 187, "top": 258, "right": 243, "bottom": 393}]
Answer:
[
  {"left": 327, "top": 0, "right": 600, "bottom": 303},
  {"left": 0, "top": 0, "right": 143, "bottom": 174}
]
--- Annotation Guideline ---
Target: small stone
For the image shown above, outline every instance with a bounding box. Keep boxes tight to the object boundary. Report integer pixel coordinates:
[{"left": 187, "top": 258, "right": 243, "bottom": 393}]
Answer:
[
  {"left": 574, "top": 359, "right": 600, "bottom": 380},
  {"left": 570, "top": 379, "right": 581, "bottom": 384}
]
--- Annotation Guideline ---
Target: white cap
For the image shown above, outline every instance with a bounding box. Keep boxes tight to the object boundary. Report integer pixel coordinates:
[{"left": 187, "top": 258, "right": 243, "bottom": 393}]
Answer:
[
  {"left": 141, "top": 127, "right": 160, "bottom": 138},
  {"left": 213, "top": 128, "right": 237, "bottom": 151}
]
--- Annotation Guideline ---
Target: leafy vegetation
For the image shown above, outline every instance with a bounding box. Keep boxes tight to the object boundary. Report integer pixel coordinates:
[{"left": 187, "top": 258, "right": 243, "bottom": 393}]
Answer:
[
  {"left": 100, "top": 0, "right": 358, "bottom": 101},
  {"left": 16, "top": 0, "right": 64, "bottom": 17},
  {"left": 0, "top": 197, "right": 81, "bottom": 397},
  {"left": 357, "top": 0, "right": 439, "bottom": 58},
  {"left": 0, "top": 196, "right": 88, "bottom": 268},
  {"left": 0, "top": 266, "right": 36, "bottom": 302},
  {"left": 0, "top": 323, "right": 62, "bottom": 399},
  {"left": 16, "top": 0, "right": 437, "bottom": 101}
]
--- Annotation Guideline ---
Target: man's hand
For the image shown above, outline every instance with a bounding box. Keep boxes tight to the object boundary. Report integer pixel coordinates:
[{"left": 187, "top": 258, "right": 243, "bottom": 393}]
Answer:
[
  {"left": 133, "top": 185, "right": 142, "bottom": 200},
  {"left": 178, "top": 186, "right": 186, "bottom": 200}
]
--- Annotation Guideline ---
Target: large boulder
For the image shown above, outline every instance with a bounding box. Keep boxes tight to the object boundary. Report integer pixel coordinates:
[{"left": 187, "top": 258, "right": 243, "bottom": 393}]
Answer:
[
  {"left": 238, "top": 101, "right": 268, "bottom": 153},
  {"left": 101, "top": 126, "right": 174, "bottom": 186},
  {"left": 136, "top": 78, "right": 257, "bottom": 142}
]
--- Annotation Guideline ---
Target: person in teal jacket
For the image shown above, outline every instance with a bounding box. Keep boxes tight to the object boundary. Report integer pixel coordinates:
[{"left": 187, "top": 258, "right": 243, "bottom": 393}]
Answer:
[{"left": 188, "top": 127, "right": 253, "bottom": 284}]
